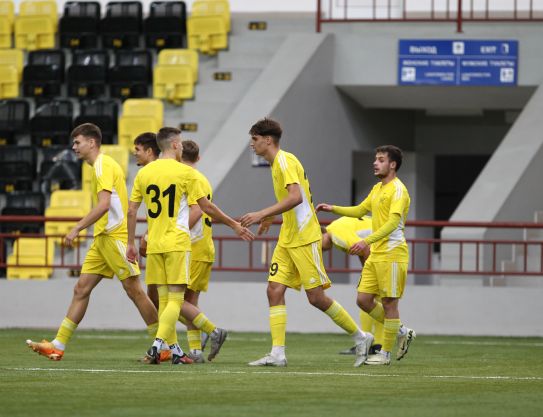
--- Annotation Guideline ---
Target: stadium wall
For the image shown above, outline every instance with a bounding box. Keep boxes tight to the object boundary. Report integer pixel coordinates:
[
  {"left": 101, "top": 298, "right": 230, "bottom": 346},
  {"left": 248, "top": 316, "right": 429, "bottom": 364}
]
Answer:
[{"left": 2, "top": 278, "right": 542, "bottom": 336}]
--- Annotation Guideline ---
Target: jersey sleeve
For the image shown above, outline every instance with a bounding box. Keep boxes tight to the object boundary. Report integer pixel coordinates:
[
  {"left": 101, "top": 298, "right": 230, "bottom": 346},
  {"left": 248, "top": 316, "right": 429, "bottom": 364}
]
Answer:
[
  {"left": 187, "top": 175, "right": 207, "bottom": 204},
  {"left": 281, "top": 158, "right": 301, "bottom": 188},
  {"left": 389, "top": 186, "right": 409, "bottom": 216},
  {"left": 130, "top": 172, "right": 143, "bottom": 203},
  {"left": 95, "top": 160, "right": 113, "bottom": 193}
]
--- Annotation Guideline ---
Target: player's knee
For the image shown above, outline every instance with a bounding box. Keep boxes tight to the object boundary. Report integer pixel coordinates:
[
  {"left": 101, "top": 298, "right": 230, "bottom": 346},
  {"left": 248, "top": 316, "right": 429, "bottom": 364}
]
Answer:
[{"left": 73, "top": 281, "right": 93, "bottom": 300}]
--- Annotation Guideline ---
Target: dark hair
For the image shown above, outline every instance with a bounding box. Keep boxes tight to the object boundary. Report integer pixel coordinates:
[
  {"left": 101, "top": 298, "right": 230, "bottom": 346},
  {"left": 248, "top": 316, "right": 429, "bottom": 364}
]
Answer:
[
  {"left": 134, "top": 132, "right": 160, "bottom": 157},
  {"left": 156, "top": 127, "right": 181, "bottom": 151},
  {"left": 71, "top": 123, "right": 102, "bottom": 145},
  {"left": 249, "top": 118, "right": 282, "bottom": 143},
  {"left": 375, "top": 145, "right": 403, "bottom": 171},
  {"left": 181, "top": 140, "right": 199, "bottom": 163}
]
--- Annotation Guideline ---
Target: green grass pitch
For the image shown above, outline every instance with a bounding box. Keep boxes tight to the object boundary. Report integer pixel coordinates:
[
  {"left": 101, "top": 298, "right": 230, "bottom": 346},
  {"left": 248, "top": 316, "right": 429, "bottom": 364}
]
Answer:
[{"left": 1, "top": 329, "right": 543, "bottom": 417}]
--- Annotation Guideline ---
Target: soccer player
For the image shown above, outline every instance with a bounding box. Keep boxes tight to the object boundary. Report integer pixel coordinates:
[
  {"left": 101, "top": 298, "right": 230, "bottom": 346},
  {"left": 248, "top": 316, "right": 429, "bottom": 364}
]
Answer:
[
  {"left": 26, "top": 123, "right": 159, "bottom": 360},
  {"left": 321, "top": 216, "right": 384, "bottom": 355},
  {"left": 317, "top": 145, "right": 416, "bottom": 365},
  {"left": 126, "top": 127, "right": 254, "bottom": 365},
  {"left": 178, "top": 140, "right": 215, "bottom": 363},
  {"left": 240, "top": 118, "right": 373, "bottom": 368},
  {"left": 132, "top": 132, "right": 161, "bottom": 308}
]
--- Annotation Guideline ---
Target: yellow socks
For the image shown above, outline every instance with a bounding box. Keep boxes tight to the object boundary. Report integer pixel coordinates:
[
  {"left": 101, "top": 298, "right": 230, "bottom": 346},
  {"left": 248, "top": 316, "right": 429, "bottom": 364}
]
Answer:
[
  {"left": 53, "top": 317, "right": 78, "bottom": 350},
  {"left": 192, "top": 313, "right": 216, "bottom": 335},
  {"left": 187, "top": 330, "right": 202, "bottom": 351},
  {"left": 146, "top": 322, "right": 158, "bottom": 339},
  {"left": 156, "top": 291, "right": 184, "bottom": 344},
  {"left": 383, "top": 318, "right": 401, "bottom": 353},
  {"left": 368, "top": 302, "right": 385, "bottom": 324},
  {"left": 270, "top": 305, "right": 287, "bottom": 346},
  {"left": 324, "top": 301, "right": 359, "bottom": 335},
  {"left": 359, "top": 309, "right": 374, "bottom": 333}
]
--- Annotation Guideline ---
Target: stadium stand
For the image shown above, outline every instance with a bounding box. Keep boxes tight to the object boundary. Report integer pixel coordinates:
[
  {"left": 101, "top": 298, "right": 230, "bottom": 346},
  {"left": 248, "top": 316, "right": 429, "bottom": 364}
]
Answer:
[
  {"left": 15, "top": 0, "right": 58, "bottom": 51},
  {"left": 117, "top": 98, "right": 163, "bottom": 148},
  {"left": 109, "top": 49, "right": 152, "bottom": 99},
  {"left": 59, "top": 1, "right": 101, "bottom": 49},
  {"left": 74, "top": 99, "right": 119, "bottom": 144},
  {"left": 153, "top": 54, "right": 195, "bottom": 105},
  {"left": 192, "top": 0, "right": 230, "bottom": 32},
  {"left": 23, "top": 49, "right": 65, "bottom": 100},
  {"left": 7, "top": 237, "right": 54, "bottom": 279},
  {"left": 144, "top": 1, "right": 187, "bottom": 49},
  {"left": 67, "top": 49, "right": 109, "bottom": 99},
  {"left": 101, "top": 1, "right": 142, "bottom": 49},
  {"left": 0, "top": 99, "right": 30, "bottom": 146},
  {"left": 30, "top": 99, "right": 73, "bottom": 147},
  {"left": 39, "top": 146, "right": 82, "bottom": 193}
]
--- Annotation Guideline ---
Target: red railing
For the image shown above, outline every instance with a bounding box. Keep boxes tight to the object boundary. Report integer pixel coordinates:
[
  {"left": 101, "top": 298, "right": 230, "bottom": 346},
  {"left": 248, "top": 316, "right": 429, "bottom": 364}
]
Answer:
[
  {"left": 316, "top": 0, "right": 543, "bottom": 32},
  {"left": 1, "top": 216, "right": 543, "bottom": 277}
]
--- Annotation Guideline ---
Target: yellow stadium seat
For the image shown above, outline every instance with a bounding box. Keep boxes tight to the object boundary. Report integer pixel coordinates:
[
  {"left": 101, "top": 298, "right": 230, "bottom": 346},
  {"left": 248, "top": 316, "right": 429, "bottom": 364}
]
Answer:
[
  {"left": 0, "top": 66, "right": 18, "bottom": 99},
  {"left": 15, "top": 16, "right": 55, "bottom": 50},
  {"left": 19, "top": 0, "right": 58, "bottom": 30},
  {"left": 153, "top": 65, "right": 194, "bottom": 105},
  {"left": 188, "top": 15, "right": 227, "bottom": 55},
  {"left": 192, "top": 0, "right": 230, "bottom": 32},
  {"left": 0, "top": 1, "right": 15, "bottom": 25},
  {"left": 118, "top": 99, "right": 164, "bottom": 149},
  {"left": 45, "top": 190, "right": 92, "bottom": 244},
  {"left": 0, "top": 49, "right": 24, "bottom": 82},
  {"left": 158, "top": 49, "right": 199, "bottom": 82},
  {"left": 81, "top": 145, "right": 129, "bottom": 192},
  {"left": 7, "top": 237, "right": 55, "bottom": 280}
]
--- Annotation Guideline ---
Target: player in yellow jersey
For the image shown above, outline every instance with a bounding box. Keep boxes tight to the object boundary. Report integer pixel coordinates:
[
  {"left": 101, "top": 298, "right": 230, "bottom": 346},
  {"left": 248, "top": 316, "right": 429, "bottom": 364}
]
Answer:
[
  {"left": 127, "top": 127, "right": 254, "bottom": 365},
  {"left": 240, "top": 118, "right": 373, "bottom": 367},
  {"left": 26, "top": 123, "right": 158, "bottom": 361},
  {"left": 317, "top": 145, "right": 416, "bottom": 365},
  {"left": 321, "top": 216, "right": 385, "bottom": 355},
  {"left": 177, "top": 140, "right": 215, "bottom": 363}
]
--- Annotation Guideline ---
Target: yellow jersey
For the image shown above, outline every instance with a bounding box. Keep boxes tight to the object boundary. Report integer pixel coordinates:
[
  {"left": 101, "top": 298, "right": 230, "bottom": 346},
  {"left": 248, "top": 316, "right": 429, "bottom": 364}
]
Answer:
[
  {"left": 326, "top": 216, "right": 372, "bottom": 253},
  {"left": 91, "top": 153, "right": 128, "bottom": 241},
  {"left": 130, "top": 159, "right": 206, "bottom": 254},
  {"left": 271, "top": 150, "right": 321, "bottom": 247},
  {"left": 188, "top": 169, "right": 215, "bottom": 262},
  {"left": 360, "top": 178, "right": 410, "bottom": 262}
]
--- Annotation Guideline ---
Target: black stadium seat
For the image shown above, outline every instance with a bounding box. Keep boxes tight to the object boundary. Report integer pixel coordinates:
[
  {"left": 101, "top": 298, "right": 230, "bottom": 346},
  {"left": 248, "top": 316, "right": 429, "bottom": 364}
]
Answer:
[
  {"left": 39, "top": 146, "right": 81, "bottom": 193},
  {"left": 23, "top": 49, "right": 65, "bottom": 99},
  {"left": 108, "top": 50, "right": 151, "bottom": 99},
  {"left": 101, "top": 1, "right": 142, "bottom": 49},
  {"left": 0, "top": 192, "right": 45, "bottom": 233},
  {"left": 0, "top": 146, "right": 37, "bottom": 193},
  {"left": 144, "top": 1, "right": 186, "bottom": 49},
  {"left": 30, "top": 100, "right": 74, "bottom": 147},
  {"left": 59, "top": 1, "right": 101, "bottom": 49},
  {"left": 0, "top": 100, "right": 30, "bottom": 146},
  {"left": 67, "top": 50, "right": 109, "bottom": 99},
  {"left": 74, "top": 99, "right": 118, "bottom": 144}
]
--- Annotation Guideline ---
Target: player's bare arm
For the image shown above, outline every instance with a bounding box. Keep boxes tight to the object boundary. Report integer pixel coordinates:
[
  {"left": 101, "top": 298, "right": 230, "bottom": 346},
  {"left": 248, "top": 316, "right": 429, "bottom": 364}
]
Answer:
[
  {"left": 126, "top": 200, "right": 141, "bottom": 263},
  {"left": 240, "top": 183, "right": 302, "bottom": 228},
  {"left": 197, "top": 197, "right": 255, "bottom": 241},
  {"left": 64, "top": 190, "right": 111, "bottom": 247},
  {"left": 189, "top": 204, "right": 203, "bottom": 229}
]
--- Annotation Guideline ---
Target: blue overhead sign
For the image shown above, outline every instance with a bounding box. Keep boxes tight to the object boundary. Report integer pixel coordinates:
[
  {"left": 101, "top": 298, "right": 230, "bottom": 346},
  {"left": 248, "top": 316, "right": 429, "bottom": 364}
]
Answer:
[{"left": 398, "top": 40, "right": 518, "bottom": 86}]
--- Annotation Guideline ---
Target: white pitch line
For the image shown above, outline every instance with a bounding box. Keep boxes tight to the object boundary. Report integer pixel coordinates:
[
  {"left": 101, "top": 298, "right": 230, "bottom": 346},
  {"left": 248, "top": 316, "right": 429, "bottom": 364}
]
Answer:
[
  {"left": 4, "top": 367, "right": 543, "bottom": 381},
  {"left": 422, "top": 340, "right": 543, "bottom": 347}
]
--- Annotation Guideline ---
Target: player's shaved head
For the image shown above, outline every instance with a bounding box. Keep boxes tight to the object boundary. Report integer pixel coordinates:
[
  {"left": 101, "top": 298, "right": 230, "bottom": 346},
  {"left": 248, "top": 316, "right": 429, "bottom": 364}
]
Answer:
[{"left": 156, "top": 127, "right": 181, "bottom": 151}]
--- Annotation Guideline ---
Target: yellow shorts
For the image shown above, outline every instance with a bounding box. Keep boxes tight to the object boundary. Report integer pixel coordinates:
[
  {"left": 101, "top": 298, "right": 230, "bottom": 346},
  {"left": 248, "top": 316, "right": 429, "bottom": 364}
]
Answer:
[
  {"left": 146, "top": 251, "right": 190, "bottom": 286},
  {"left": 269, "top": 241, "right": 331, "bottom": 291},
  {"left": 358, "top": 259, "right": 407, "bottom": 298},
  {"left": 188, "top": 260, "right": 213, "bottom": 292},
  {"left": 81, "top": 234, "right": 140, "bottom": 281},
  {"left": 326, "top": 217, "right": 371, "bottom": 252}
]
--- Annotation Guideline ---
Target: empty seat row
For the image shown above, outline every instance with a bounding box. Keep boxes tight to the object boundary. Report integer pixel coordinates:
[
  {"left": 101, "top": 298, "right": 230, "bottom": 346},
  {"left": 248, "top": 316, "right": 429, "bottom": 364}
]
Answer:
[
  {"left": 0, "top": 48, "right": 199, "bottom": 102},
  {"left": 0, "top": 1, "right": 188, "bottom": 50},
  {"left": 0, "top": 99, "right": 118, "bottom": 146}
]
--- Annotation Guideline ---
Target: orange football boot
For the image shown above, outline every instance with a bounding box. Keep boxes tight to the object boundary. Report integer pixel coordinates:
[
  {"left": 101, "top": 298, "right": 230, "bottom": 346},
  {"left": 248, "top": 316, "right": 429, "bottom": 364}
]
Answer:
[{"left": 26, "top": 339, "right": 64, "bottom": 361}]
